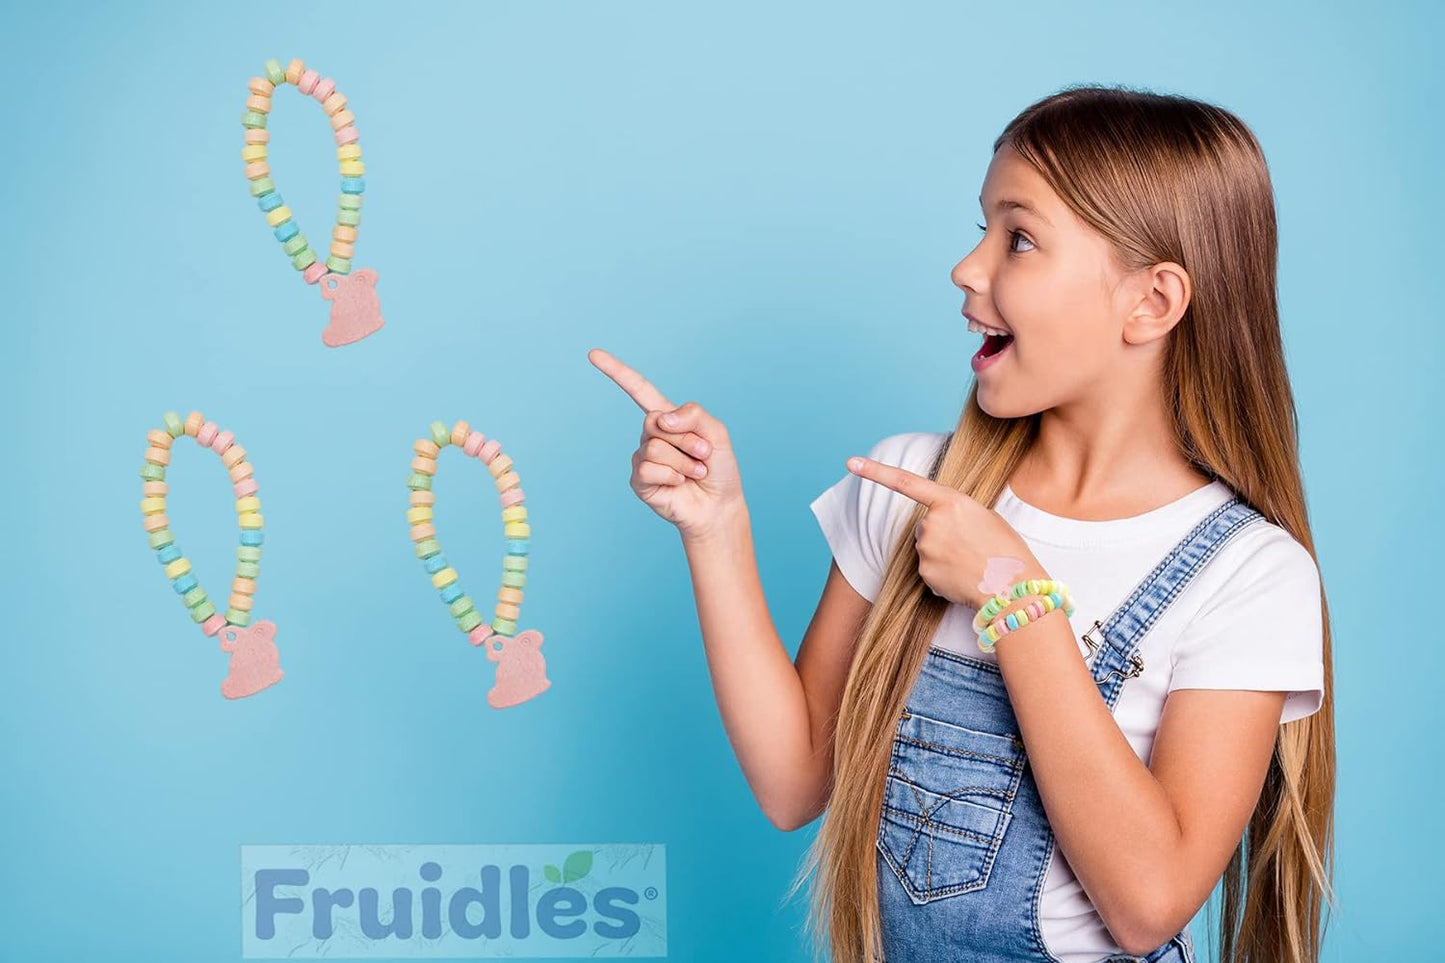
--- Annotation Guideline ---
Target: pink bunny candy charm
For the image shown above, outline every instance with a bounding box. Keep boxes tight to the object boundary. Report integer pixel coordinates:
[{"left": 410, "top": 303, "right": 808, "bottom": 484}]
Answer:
[
  {"left": 319, "top": 268, "right": 385, "bottom": 347},
  {"left": 482, "top": 628, "right": 551, "bottom": 709},
  {"left": 219, "top": 620, "right": 285, "bottom": 699}
]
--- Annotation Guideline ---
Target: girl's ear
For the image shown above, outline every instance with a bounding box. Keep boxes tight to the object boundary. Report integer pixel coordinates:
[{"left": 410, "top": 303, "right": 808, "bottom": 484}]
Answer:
[{"left": 1124, "top": 260, "right": 1191, "bottom": 345}]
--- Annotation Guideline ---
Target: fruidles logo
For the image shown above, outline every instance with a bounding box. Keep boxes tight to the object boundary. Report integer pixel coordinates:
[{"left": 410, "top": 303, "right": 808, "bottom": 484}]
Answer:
[{"left": 241, "top": 844, "right": 666, "bottom": 958}]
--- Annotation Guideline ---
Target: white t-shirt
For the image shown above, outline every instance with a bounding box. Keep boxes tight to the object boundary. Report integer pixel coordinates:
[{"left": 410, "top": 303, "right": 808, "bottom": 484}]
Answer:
[{"left": 809, "top": 430, "right": 1325, "bottom": 963}]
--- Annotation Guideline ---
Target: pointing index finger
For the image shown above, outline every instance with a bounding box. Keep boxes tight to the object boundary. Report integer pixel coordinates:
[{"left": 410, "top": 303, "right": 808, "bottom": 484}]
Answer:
[
  {"left": 588, "top": 348, "right": 676, "bottom": 413},
  {"left": 847, "top": 456, "right": 951, "bottom": 508}
]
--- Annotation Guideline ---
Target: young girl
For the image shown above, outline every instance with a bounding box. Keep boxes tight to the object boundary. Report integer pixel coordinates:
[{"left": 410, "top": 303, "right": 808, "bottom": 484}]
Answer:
[{"left": 589, "top": 84, "right": 1334, "bottom": 963}]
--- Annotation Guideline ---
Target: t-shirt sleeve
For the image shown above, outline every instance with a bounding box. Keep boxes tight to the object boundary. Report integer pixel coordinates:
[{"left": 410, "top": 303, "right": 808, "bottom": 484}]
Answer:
[
  {"left": 808, "top": 433, "right": 919, "bottom": 603},
  {"left": 1169, "top": 527, "right": 1326, "bottom": 724}
]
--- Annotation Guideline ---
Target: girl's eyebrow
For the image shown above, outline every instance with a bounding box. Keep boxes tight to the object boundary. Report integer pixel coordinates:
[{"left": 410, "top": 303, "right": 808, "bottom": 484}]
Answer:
[{"left": 978, "top": 194, "right": 1053, "bottom": 227}]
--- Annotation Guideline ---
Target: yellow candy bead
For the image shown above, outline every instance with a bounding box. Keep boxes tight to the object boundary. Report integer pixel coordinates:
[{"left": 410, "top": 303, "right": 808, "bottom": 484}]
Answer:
[
  {"left": 503, "top": 522, "right": 530, "bottom": 539},
  {"left": 501, "top": 505, "right": 527, "bottom": 523},
  {"left": 238, "top": 512, "right": 263, "bottom": 529},
  {"left": 339, "top": 160, "right": 365, "bottom": 177},
  {"left": 242, "top": 144, "right": 268, "bottom": 163},
  {"left": 164, "top": 558, "right": 192, "bottom": 579},
  {"left": 235, "top": 496, "right": 261, "bottom": 514},
  {"left": 337, "top": 143, "right": 362, "bottom": 161},
  {"left": 265, "top": 205, "right": 293, "bottom": 227},
  {"left": 431, "top": 567, "right": 458, "bottom": 590},
  {"left": 406, "top": 506, "right": 433, "bottom": 525},
  {"left": 140, "top": 497, "right": 167, "bottom": 515}
]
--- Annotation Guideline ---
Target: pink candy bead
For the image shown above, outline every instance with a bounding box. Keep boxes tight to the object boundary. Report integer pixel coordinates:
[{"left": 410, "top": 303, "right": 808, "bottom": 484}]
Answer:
[
  {"left": 312, "top": 78, "right": 336, "bottom": 102},
  {"left": 211, "top": 429, "right": 235, "bottom": 453},
  {"left": 197, "top": 421, "right": 218, "bottom": 446},
  {"left": 302, "top": 261, "right": 328, "bottom": 284},
  {"left": 478, "top": 440, "right": 501, "bottom": 463},
  {"left": 500, "top": 488, "right": 525, "bottom": 508},
  {"left": 202, "top": 613, "right": 228, "bottom": 636},
  {"left": 469, "top": 625, "right": 494, "bottom": 647},
  {"left": 233, "top": 477, "right": 260, "bottom": 498},
  {"left": 334, "top": 126, "right": 359, "bottom": 146},
  {"left": 244, "top": 129, "right": 270, "bottom": 145},
  {"left": 462, "top": 431, "right": 486, "bottom": 456},
  {"left": 298, "top": 69, "right": 319, "bottom": 95}
]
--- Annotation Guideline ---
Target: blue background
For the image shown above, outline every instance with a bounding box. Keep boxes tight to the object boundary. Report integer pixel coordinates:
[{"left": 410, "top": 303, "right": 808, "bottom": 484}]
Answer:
[{"left": 1, "top": 1, "right": 1438, "bottom": 959}]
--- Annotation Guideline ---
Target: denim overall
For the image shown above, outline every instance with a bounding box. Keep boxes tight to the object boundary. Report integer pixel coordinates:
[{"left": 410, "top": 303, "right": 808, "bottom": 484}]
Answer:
[{"left": 876, "top": 488, "right": 1264, "bottom": 963}]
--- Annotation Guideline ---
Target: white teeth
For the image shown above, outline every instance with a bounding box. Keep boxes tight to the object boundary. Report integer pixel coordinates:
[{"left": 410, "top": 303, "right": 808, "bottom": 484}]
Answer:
[{"left": 967, "top": 319, "right": 1011, "bottom": 338}]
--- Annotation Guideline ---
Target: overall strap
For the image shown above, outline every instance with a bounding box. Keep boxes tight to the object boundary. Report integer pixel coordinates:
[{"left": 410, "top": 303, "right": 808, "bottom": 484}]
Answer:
[{"left": 1081, "top": 496, "right": 1264, "bottom": 710}]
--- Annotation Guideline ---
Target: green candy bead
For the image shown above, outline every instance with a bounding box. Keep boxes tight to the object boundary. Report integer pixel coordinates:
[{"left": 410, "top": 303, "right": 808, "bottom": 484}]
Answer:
[
  {"left": 264, "top": 59, "right": 285, "bottom": 84},
  {"left": 501, "top": 571, "right": 526, "bottom": 589},
  {"left": 292, "top": 248, "right": 318, "bottom": 270},
  {"left": 337, "top": 209, "right": 361, "bottom": 227},
  {"left": 325, "top": 255, "right": 351, "bottom": 274},
  {"left": 450, "top": 596, "right": 475, "bottom": 619},
  {"left": 190, "top": 600, "right": 217, "bottom": 623},
  {"left": 415, "top": 539, "right": 441, "bottom": 559},
  {"left": 149, "top": 530, "right": 175, "bottom": 550},
  {"left": 250, "top": 177, "right": 276, "bottom": 197},
  {"left": 182, "top": 586, "right": 208, "bottom": 608},
  {"left": 226, "top": 609, "right": 251, "bottom": 627},
  {"left": 237, "top": 546, "right": 263, "bottom": 563},
  {"left": 241, "top": 110, "right": 267, "bottom": 129},
  {"left": 140, "top": 464, "right": 166, "bottom": 481},
  {"left": 407, "top": 472, "right": 433, "bottom": 491},
  {"left": 502, "top": 555, "right": 528, "bottom": 572},
  {"left": 282, "top": 235, "right": 309, "bottom": 256},
  {"left": 491, "top": 617, "right": 517, "bottom": 636},
  {"left": 338, "top": 194, "right": 363, "bottom": 211},
  {"left": 429, "top": 421, "right": 450, "bottom": 447},
  {"left": 236, "top": 561, "right": 260, "bottom": 579},
  {"left": 163, "top": 411, "right": 184, "bottom": 437},
  {"left": 457, "top": 610, "right": 483, "bottom": 633}
]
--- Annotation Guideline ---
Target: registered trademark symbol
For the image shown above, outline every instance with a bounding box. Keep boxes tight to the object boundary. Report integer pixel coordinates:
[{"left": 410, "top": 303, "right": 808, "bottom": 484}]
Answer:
[{"left": 644, "top": 887, "right": 658, "bottom": 900}]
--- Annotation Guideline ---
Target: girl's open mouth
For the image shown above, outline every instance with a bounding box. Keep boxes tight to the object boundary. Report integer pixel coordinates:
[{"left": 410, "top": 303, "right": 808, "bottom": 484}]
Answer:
[{"left": 972, "top": 332, "right": 1014, "bottom": 372}]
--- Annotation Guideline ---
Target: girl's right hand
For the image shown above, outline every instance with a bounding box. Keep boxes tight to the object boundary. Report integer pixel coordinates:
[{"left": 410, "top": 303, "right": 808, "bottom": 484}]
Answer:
[{"left": 589, "top": 347, "right": 745, "bottom": 541}]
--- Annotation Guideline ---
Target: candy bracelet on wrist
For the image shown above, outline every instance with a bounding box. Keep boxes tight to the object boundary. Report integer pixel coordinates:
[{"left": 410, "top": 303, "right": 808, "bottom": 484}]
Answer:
[{"left": 975, "top": 578, "right": 1076, "bottom": 654}]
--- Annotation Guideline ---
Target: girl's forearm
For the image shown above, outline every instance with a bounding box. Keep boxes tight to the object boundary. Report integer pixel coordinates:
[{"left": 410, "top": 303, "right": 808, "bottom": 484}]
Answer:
[
  {"left": 992, "top": 590, "right": 1184, "bottom": 953},
  {"left": 680, "top": 501, "right": 823, "bottom": 829}
]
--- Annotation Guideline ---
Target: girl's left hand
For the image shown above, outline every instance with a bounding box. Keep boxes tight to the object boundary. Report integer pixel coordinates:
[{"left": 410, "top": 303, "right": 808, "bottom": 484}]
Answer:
[{"left": 847, "top": 455, "right": 1048, "bottom": 611}]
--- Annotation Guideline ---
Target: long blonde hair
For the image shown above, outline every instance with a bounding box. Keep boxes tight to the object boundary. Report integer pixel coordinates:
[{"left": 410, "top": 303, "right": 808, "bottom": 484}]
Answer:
[{"left": 784, "top": 84, "right": 1337, "bottom": 963}]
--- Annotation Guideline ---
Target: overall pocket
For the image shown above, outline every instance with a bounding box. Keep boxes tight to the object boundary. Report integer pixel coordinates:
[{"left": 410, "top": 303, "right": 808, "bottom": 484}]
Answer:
[{"left": 877, "top": 707, "right": 1026, "bottom": 904}]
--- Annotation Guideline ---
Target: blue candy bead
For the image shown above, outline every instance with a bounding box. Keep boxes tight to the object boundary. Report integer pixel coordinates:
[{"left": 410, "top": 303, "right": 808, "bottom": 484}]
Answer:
[
  {"left": 505, "top": 539, "right": 529, "bottom": 555},
  {"left": 424, "top": 554, "right": 448, "bottom": 574},
  {"left": 439, "top": 584, "right": 464, "bottom": 604},
  {"left": 240, "top": 530, "right": 264, "bottom": 546},
  {"left": 273, "top": 220, "right": 299, "bottom": 242},
  {"left": 157, "top": 545, "right": 181, "bottom": 564},
  {"left": 172, "top": 573, "right": 198, "bottom": 594},
  {"left": 340, "top": 177, "right": 365, "bottom": 194},
  {"left": 258, "top": 192, "right": 284, "bottom": 213}
]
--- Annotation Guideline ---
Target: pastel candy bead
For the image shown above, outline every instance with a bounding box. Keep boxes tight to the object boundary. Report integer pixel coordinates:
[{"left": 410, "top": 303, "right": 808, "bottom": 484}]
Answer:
[
  {"left": 409, "top": 490, "right": 436, "bottom": 506},
  {"left": 312, "top": 77, "right": 336, "bottom": 102},
  {"left": 265, "top": 205, "right": 293, "bottom": 227},
  {"left": 407, "top": 473, "right": 432, "bottom": 491},
  {"left": 330, "top": 109, "right": 356, "bottom": 131},
  {"left": 415, "top": 538, "right": 441, "bottom": 558},
  {"left": 164, "top": 558, "right": 192, "bottom": 579},
  {"left": 492, "top": 618, "right": 518, "bottom": 636},
  {"left": 258, "top": 191, "right": 283, "bottom": 212},
  {"left": 414, "top": 438, "right": 441, "bottom": 458},
  {"left": 469, "top": 625, "right": 492, "bottom": 646},
  {"left": 143, "top": 513, "right": 169, "bottom": 532},
  {"left": 221, "top": 447, "right": 246, "bottom": 468},
  {"left": 506, "top": 539, "right": 529, "bottom": 555},
  {"left": 424, "top": 554, "right": 448, "bottom": 574},
  {"left": 339, "top": 178, "right": 365, "bottom": 194},
  {"left": 495, "top": 472, "right": 521, "bottom": 494},
  {"left": 202, "top": 613, "right": 228, "bottom": 636},
  {"left": 163, "top": 411, "right": 184, "bottom": 436},
  {"left": 141, "top": 496, "right": 167, "bottom": 514},
  {"left": 229, "top": 461, "right": 256, "bottom": 483},
  {"left": 338, "top": 193, "right": 363, "bottom": 211},
  {"left": 233, "top": 477, "right": 259, "bottom": 498},
  {"left": 500, "top": 488, "right": 525, "bottom": 508},
  {"left": 501, "top": 506, "right": 527, "bottom": 524},
  {"left": 149, "top": 529, "right": 174, "bottom": 549},
  {"left": 331, "top": 241, "right": 355, "bottom": 259},
  {"left": 431, "top": 567, "right": 458, "bottom": 590},
  {"left": 245, "top": 94, "right": 271, "bottom": 114},
  {"left": 238, "top": 546, "right": 262, "bottom": 563},
  {"left": 411, "top": 455, "right": 437, "bottom": 475},
  {"left": 244, "top": 129, "right": 271, "bottom": 146},
  {"left": 227, "top": 609, "right": 251, "bottom": 627},
  {"left": 450, "top": 596, "right": 475, "bottom": 618},
  {"left": 450, "top": 420, "right": 471, "bottom": 447},
  {"left": 410, "top": 523, "right": 436, "bottom": 541},
  {"left": 248, "top": 77, "right": 274, "bottom": 97},
  {"left": 302, "top": 261, "right": 328, "bottom": 283},
  {"left": 211, "top": 429, "right": 235, "bottom": 453},
  {"left": 487, "top": 454, "right": 514, "bottom": 477},
  {"left": 325, "top": 255, "right": 351, "bottom": 273},
  {"left": 499, "top": 587, "right": 524, "bottom": 604},
  {"left": 190, "top": 600, "right": 217, "bottom": 624},
  {"left": 264, "top": 59, "right": 285, "bottom": 85},
  {"left": 458, "top": 610, "right": 483, "bottom": 633},
  {"left": 146, "top": 428, "right": 172, "bottom": 449},
  {"left": 322, "top": 92, "right": 347, "bottom": 115},
  {"left": 197, "top": 421, "right": 219, "bottom": 447},
  {"left": 429, "top": 421, "right": 451, "bottom": 447},
  {"left": 440, "top": 583, "right": 464, "bottom": 604},
  {"left": 285, "top": 59, "right": 305, "bottom": 84},
  {"left": 235, "top": 496, "right": 261, "bottom": 515},
  {"left": 336, "top": 209, "right": 361, "bottom": 227},
  {"left": 244, "top": 161, "right": 271, "bottom": 179},
  {"left": 292, "top": 249, "right": 318, "bottom": 270},
  {"left": 478, "top": 440, "right": 501, "bottom": 462},
  {"left": 334, "top": 126, "right": 360, "bottom": 146},
  {"left": 249, "top": 177, "right": 275, "bottom": 197},
  {"left": 233, "top": 577, "right": 258, "bottom": 596},
  {"left": 333, "top": 225, "right": 358, "bottom": 243},
  {"left": 238, "top": 512, "right": 263, "bottom": 530},
  {"left": 495, "top": 602, "right": 520, "bottom": 621},
  {"left": 157, "top": 545, "right": 181, "bottom": 564},
  {"left": 241, "top": 111, "right": 267, "bottom": 129},
  {"left": 173, "top": 573, "right": 198, "bottom": 595},
  {"left": 236, "top": 561, "right": 260, "bottom": 579},
  {"left": 337, "top": 143, "right": 362, "bottom": 161},
  {"left": 501, "top": 571, "right": 526, "bottom": 588},
  {"left": 283, "top": 235, "right": 309, "bottom": 256},
  {"left": 182, "top": 586, "right": 207, "bottom": 608},
  {"left": 298, "top": 69, "right": 320, "bottom": 95},
  {"left": 406, "top": 506, "right": 433, "bottom": 525},
  {"left": 503, "top": 555, "right": 528, "bottom": 571},
  {"left": 144, "top": 446, "right": 170, "bottom": 466},
  {"left": 240, "top": 530, "right": 264, "bottom": 547},
  {"left": 463, "top": 431, "right": 486, "bottom": 456},
  {"left": 229, "top": 593, "right": 254, "bottom": 612},
  {"left": 339, "top": 160, "right": 365, "bottom": 177}
]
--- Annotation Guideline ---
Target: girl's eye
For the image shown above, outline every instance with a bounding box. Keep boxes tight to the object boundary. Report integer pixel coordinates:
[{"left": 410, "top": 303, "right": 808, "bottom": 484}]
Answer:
[{"left": 975, "top": 222, "right": 1034, "bottom": 254}]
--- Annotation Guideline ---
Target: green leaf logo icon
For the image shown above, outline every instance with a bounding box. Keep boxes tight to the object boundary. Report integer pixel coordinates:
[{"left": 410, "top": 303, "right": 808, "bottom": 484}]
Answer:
[{"left": 562, "top": 850, "right": 593, "bottom": 883}]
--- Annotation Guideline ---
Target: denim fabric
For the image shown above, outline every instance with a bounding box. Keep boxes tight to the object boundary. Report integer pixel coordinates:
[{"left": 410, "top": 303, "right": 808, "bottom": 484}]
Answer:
[{"left": 876, "top": 496, "right": 1263, "bottom": 962}]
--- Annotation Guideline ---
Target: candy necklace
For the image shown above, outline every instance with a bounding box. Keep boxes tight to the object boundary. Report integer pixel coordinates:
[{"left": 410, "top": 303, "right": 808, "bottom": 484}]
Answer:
[
  {"left": 407, "top": 421, "right": 551, "bottom": 709},
  {"left": 140, "top": 411, "right": 284, "bottom": 700},
  {"left": 242, "top": 57, "right": 384, "bottom": 348}
]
